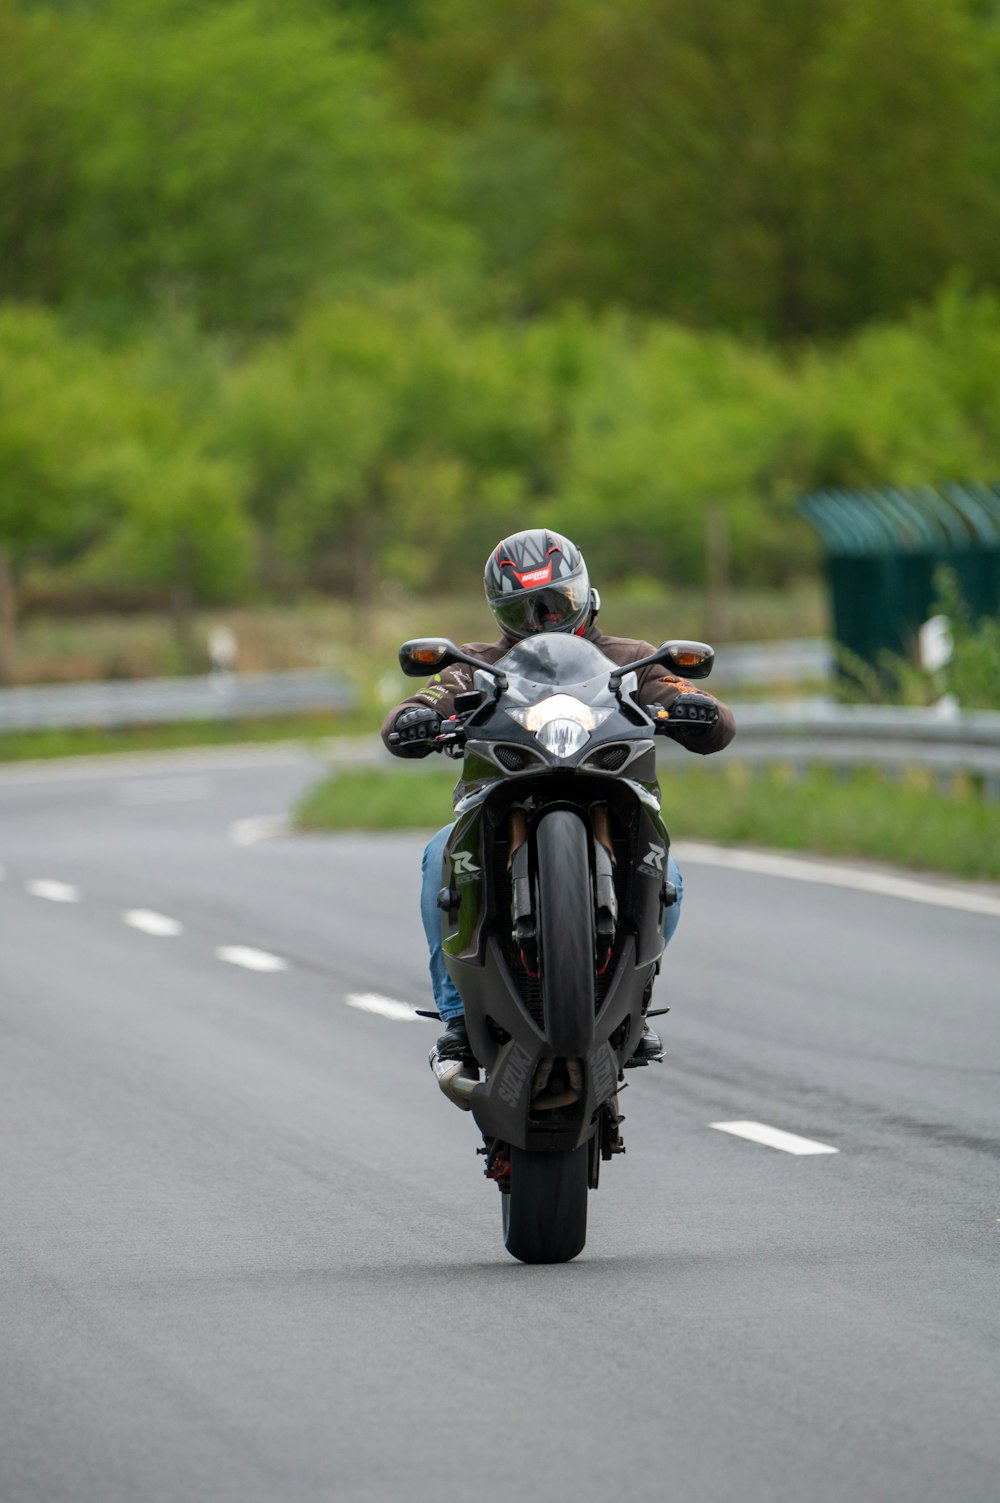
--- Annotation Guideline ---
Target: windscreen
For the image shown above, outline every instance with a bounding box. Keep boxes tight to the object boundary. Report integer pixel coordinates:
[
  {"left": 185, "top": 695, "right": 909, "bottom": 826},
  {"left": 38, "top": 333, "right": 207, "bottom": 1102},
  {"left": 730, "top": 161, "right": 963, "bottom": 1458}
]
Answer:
[{"left": 491, "top": 634, "right": 619, "bottom": 707}]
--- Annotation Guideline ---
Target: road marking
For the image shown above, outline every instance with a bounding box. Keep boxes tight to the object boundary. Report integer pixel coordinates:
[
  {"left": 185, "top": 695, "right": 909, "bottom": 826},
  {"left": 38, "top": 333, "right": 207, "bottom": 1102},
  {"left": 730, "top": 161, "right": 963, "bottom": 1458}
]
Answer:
[
  {"left": 710, "top": 1120, "right": 839, "bottom": 1156},
  {"left": 230, "top": 814, "right": 291, "bottom": 846},
  {"left": 345, "top": 993, "right": 419, "bottom": 1022},
  {"left": 118, "top": 778, "right": 213, "bottom": 806},
  {"left": 26, "top": 879, "right": 80, "bottom": 903},
  {"left": 216, "top": 945, "right": 289, "bottom": 973},
  {"left": 123, "top": 909, "right": 183, "bottom": 937},
  {"left": 673, "top": 841, "right": 1000, "bottom": 920}
]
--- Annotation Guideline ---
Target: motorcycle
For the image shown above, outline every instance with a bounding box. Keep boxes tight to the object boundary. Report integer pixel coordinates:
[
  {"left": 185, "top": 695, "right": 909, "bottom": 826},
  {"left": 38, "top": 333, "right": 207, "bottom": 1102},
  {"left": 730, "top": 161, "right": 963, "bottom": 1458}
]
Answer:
[{"left": 395, "top": 630, "right": 715, "bottom": 1264}]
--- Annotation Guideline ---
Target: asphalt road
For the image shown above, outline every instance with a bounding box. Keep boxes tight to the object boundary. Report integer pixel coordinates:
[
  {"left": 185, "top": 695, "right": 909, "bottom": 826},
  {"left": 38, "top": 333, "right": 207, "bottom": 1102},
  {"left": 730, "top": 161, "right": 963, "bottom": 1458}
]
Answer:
[{"left": 1, "top": 745, "right": 998, "bottom": 1503}]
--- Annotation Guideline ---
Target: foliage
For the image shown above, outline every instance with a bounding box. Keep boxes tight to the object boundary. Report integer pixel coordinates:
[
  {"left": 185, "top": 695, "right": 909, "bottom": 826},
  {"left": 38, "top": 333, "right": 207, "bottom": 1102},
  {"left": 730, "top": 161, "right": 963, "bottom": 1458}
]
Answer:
[
  {"left": 935, "top": 568, "right": 1000, "bottom": 710},
  {"left": 0, "top": 306, "right": 253, "bottom": 674},
  {"left": 399, "top": 0, "right": 1000, "bottom": 337},
  {"left": 5, "top": 287, "right": 1000, "bottom": 665},
  {"left": 225, "top": 296, "right": 558, "bottom": 608},
  {"left": 2, "top": 0, "right": 1000, "bottom": 687},
  {"left": 0, "top": 0, "right": 471, "bottom": 332},
  {"left": 0, "top": 308, "right": 120, "bottom": 561},
  {"left": 837, "top": 568, "right": 1000, "bottom": 710}
]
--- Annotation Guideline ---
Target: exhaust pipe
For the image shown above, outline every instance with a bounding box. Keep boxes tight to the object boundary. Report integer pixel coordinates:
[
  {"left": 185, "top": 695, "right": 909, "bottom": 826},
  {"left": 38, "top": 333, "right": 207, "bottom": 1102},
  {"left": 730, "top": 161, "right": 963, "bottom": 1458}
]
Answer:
[
  {"left": 530, "top": 1056, "right": 584, "bottom": 1111},
  {"left": 429, "top": 1051, "right": 479, "bottom": 1110}
]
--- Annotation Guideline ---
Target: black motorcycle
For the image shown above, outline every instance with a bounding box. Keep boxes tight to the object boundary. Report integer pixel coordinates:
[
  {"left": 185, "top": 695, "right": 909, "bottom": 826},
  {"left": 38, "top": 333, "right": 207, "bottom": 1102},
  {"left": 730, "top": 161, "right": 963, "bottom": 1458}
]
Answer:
[{"left": 396, "top": 631, "right": 715, "bottom": 1264}]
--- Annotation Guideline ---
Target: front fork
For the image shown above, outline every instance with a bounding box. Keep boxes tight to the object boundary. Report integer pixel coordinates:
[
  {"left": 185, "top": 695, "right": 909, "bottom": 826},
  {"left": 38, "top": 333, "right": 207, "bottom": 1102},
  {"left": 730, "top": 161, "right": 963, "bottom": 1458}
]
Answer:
[{"left": 509, "top": 801, "right": 618, "bottom": 966}]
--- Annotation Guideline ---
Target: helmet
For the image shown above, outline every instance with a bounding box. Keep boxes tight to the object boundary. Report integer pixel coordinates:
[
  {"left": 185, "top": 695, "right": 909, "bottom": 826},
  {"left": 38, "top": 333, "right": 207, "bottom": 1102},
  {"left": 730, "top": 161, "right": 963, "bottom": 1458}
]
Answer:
[{"left": 484, "top": 528, "right": 594, "bottom": 640}]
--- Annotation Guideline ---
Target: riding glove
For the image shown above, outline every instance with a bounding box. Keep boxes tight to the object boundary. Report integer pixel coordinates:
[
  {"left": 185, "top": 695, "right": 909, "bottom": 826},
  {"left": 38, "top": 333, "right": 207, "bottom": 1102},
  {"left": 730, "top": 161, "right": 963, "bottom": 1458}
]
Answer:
[{"left": 388, "top": 706, "right": 443, "bottom": 756}]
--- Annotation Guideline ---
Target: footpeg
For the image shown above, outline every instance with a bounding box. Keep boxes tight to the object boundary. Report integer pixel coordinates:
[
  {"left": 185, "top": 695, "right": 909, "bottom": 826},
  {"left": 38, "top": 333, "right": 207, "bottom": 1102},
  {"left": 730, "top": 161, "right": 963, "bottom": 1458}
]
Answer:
[
  {"left": 624, "top": 1022, "right": 665, "bottom": 1068},
  {"left": 429, "top": 1047, "right": 478, "bottom": 1110},
  {"left": 623, "top": 1051, "right": 665, "bottom": 1069}
]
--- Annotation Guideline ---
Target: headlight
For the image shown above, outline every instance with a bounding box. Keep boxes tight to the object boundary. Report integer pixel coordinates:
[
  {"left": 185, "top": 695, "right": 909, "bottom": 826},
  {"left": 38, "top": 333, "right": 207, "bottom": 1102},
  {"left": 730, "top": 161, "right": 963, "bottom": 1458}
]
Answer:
[
  {"left": 536, "top": 719, "right": 591, "bottom": 759},
  {"left": 509, "top": 695, "right": 612, "bottom": 733}
]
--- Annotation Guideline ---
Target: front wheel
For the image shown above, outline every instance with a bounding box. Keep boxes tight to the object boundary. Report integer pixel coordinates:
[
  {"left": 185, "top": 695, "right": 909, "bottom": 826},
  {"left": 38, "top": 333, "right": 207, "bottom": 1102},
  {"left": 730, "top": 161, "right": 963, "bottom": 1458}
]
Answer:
[{"left": 502, "top": 1145, "right": 589, "bottom": 1264}]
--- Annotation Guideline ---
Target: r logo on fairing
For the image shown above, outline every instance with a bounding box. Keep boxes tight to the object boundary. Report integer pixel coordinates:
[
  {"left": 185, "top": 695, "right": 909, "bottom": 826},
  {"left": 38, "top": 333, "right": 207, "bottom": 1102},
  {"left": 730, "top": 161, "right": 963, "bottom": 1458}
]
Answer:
[
  {"left": 642, "top": 844, "right": 665, "bottom": 873},
  {"left": 452, "top": 852, "right": 481, "bottom": 877}
]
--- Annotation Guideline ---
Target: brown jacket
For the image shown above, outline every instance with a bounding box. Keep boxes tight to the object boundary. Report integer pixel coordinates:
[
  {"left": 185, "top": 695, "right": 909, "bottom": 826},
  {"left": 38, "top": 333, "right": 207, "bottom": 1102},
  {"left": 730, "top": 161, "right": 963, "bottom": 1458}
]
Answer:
[{"left": 381, "top": 627, "right": 736, "bottom": 756}]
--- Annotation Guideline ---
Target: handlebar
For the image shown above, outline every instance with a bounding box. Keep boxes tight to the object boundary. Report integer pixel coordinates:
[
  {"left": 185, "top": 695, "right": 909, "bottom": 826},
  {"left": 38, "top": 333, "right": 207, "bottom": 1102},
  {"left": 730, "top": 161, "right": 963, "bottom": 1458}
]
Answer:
[{"left": 434, "top": 716, "right": 467, "bottom": 757}]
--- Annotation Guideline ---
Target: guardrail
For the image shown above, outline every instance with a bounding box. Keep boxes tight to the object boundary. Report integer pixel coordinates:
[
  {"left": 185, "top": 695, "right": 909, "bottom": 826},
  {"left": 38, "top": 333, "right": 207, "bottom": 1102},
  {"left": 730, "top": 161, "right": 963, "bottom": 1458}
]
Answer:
[
  {"left": 0, "top": 671, "right": 356, "bottom": 733},
  {"left": 658, "top": 700, "right": 1000, "bottom": 791},
  {"left": 0, "top": 636, "right": 828, "bottom": 736},
  {"left": 2, "top": 668, "right": 998, "bottom": 793},
  {"left": 705, "top": 638, "right": 833, "bottom": 688}
]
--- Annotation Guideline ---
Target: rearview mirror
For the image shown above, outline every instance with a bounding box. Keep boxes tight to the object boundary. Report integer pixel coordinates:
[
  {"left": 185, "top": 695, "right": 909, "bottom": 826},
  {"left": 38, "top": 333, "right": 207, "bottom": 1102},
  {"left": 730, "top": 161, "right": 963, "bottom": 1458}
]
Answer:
[
  {"left": 398, "top": 638, "right": 460, "bottom": 676},
  {"left": 398, "top": 639, "right": 508, "bottom": 689},
  {"left": 609, "top": 638, "right": 714, "bottom": 690},
  {"left": 657, "top": 640, "right": 714, "bottom": 679}
]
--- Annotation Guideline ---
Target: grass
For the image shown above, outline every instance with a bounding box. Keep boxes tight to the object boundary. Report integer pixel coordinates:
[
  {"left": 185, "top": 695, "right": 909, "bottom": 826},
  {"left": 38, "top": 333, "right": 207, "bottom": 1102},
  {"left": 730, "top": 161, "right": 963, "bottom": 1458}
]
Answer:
[
  {"left": 0, "top": 713, "right": 372, "bottom": 763},
  {"left": 294, "top": 763, "right": 1000, "bottom": 882},
  {"left": 296, "top": 765, "right": 457, "bottom": 831}
]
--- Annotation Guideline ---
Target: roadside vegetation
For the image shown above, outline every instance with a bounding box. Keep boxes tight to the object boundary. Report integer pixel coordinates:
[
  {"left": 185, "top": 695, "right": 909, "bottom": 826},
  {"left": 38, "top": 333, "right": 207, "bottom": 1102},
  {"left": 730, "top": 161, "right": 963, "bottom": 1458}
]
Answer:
[
  {"left": 0, "top": 716, "right": 367, "bottom": 764},
  {"left": 8, "top": 584, "right": 825, "bottom": 686},
  {"left": 294, "top": 764, "right": 1000, "bottom": 884},
  {"left": 2, "top": 0, "right": 1000, "bottom": 696}
]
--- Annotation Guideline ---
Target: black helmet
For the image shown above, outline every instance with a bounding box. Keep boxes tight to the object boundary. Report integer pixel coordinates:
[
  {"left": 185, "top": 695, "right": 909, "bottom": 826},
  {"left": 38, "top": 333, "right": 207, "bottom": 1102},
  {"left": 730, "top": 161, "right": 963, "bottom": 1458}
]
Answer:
[{"left": 484, "top": 528, "right": 594, "bottom": 640}]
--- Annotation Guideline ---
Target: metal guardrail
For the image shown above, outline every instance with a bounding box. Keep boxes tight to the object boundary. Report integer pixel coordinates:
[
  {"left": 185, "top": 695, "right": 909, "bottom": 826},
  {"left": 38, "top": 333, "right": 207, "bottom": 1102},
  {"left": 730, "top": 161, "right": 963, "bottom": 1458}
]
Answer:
[
  {"left": 707, "top": 638, "right": 833, "bottom": 687},
  {"left": 2, "top": 665, "right": 998, "bottom": 790},
  {"left": 0, "top": 639, "right": 825, "bottom": 735},
  {"left": 658, "top": 700, "right": 1000, "bottom": 787},
  {"left": 0, "top": 671, "right": 356, "bottom": 732}
]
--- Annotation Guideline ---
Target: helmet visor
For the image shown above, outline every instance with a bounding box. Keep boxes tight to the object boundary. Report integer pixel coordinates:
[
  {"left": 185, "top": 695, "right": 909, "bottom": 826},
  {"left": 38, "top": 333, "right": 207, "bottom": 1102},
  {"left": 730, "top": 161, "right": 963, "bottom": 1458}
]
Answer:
[{"left": 491, "top": 580, "right": 590, "bottom": 639}]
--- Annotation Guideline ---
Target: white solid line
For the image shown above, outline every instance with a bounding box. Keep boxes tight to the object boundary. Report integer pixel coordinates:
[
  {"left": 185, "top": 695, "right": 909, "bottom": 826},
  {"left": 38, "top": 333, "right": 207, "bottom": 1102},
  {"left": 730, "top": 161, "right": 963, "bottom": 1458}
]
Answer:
[
  {"left": 710, "top": 1120, "right": 839, "bottom": 1156},
  {"left": 230, "top": 814, "right": 291, "bottom": 847},
  {"left": 672, "top": 840, "right": 1000, "bottom": 920},
  {"left": 123, "top": 909, "right": 183, "bottom": 937},
  {"left": 26, "top": 879, "right": 80, "bottom": 903},
  {"left": 216, "top": 945, "right": 289, "bottom": 973},
  {"left": 345, "top": 993, "right": 419, "bottom": 1022}
]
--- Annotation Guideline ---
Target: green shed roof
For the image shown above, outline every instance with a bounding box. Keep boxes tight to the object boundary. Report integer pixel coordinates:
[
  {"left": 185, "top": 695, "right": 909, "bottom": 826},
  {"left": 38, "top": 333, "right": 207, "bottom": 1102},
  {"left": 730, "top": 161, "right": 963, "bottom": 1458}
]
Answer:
[{"left": 800, "top": 483, "right": 1000, "bottom": 557}]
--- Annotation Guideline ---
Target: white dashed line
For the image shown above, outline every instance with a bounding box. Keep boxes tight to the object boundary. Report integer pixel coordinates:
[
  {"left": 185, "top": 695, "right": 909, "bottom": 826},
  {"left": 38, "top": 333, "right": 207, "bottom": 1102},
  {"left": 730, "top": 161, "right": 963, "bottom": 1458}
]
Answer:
[
  {"left": 345, "top": 993, "right": 419, "bottom": 1022},
  {"left": 216, "top": 945, "right": 289, "bottom": 973},
  {"left": 26, "top": 879, "right": 80, "bottom": 903},
  {"left": 123, "top": 909, "right": 183, "bottom": 937},
  {"left": 229, "top": 814, "right": 291, "bottom": 847},
  {"left": 673, "top": 841, "right": 1000, "bottom": 920},
  {"left": 710, "top": 1121, "right": 839, "bottom": 1156}
]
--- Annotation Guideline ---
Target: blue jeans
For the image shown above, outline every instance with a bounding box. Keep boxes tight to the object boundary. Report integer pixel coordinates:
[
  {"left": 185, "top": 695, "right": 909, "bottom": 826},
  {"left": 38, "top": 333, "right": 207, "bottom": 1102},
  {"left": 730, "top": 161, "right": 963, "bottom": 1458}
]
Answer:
[{"left": 420, "top": 823, "right": 684, "bottom": 1021}]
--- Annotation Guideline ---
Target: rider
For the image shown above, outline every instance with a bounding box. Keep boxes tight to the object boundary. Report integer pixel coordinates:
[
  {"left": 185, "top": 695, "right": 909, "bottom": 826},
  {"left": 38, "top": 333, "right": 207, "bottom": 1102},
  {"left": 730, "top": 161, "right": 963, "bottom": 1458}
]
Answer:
[{"left": 381, "top": 528, "right": 736, "bottom": 1067}]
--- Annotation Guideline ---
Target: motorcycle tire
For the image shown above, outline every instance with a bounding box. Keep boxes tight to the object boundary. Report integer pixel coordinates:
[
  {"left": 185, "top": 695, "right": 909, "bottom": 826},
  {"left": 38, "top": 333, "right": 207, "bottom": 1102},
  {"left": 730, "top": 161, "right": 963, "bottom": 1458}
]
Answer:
[
  {"left": 502, "top": 1144, "right": 589, "bottom": 1264},
  {"left": 502, "top": 810, "right": 594, "bottom": 1264},
  {"left": 535, "top": 809, "right": 596, "bottom": 1057}
]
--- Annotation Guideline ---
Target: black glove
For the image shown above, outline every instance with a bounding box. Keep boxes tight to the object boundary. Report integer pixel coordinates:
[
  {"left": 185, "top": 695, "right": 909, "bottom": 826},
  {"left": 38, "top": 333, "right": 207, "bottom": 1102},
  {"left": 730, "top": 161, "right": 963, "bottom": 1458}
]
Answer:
[
  {"left": 645, "top": 693, "right": 719, "bottom": 734},
  {"left": 387, "top": 705, "right": 443, "bottom": 757}
]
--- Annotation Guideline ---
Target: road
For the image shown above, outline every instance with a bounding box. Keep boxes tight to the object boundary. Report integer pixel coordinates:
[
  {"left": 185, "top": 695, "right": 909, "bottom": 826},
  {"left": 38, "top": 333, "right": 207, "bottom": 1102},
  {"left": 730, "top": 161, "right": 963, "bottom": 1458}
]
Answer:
[{"left": 1, "top": 745, "right": 998, "bottom": 1503}]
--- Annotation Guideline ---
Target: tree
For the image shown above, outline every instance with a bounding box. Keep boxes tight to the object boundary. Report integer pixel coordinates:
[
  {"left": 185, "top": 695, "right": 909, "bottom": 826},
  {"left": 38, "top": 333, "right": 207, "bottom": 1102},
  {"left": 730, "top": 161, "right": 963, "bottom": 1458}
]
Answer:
[
  {"left": 0, "top": 309, "right": 123, "bottom": 679},
  {"left": 0, "top": 0, "right": 473, "bottom": 332},
  {"left": 398, "top": 0, "right": 1000, "bottom": 338},
  {"left": 225, "top": 295, "right": 557, "bottom": 621}
]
